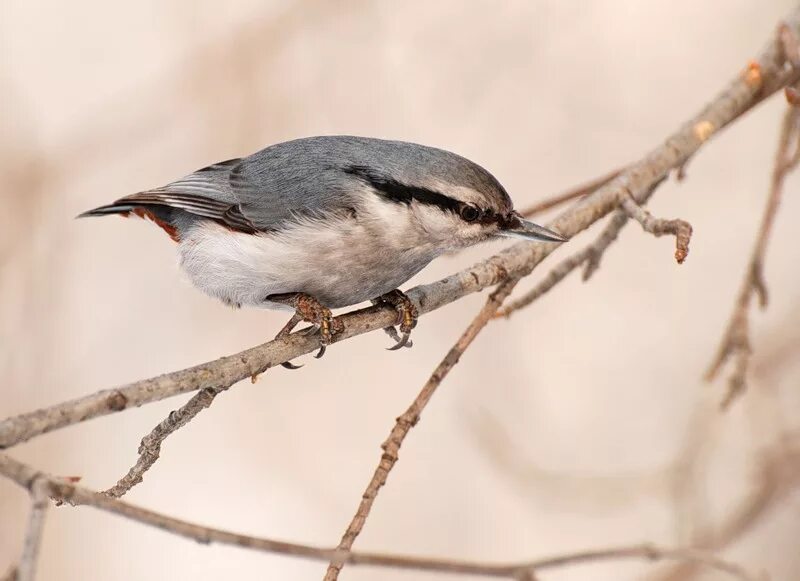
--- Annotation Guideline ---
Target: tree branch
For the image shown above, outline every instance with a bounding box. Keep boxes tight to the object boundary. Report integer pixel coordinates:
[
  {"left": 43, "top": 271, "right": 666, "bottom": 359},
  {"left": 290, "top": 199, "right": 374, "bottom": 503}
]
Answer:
[
  {"left": 0, "top": 453, "right": 760, "bottom": 581},
  {"left": 3, "top": 10, "right": 797, "bottom": 451},
  {"left": 102, "top": 386, "right": 227, "bottom": 498},
  {"left": 323, "top": 278, "right": 518, "bottom": 580},
  {"left": 705, "top": 101, "right": 800, "bottom": 408},
  {"left": 518, "top": 167, "right": 625, "bottom": 218},
  {"left": 620, "top": 193, "right": 693, "bottom": 264},
  {"left": 13, "top": 477, "right": 49, "bottom": 581}
]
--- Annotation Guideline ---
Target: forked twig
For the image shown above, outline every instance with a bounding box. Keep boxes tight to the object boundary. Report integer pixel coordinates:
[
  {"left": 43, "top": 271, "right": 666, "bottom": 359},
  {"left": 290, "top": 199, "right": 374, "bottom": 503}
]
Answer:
[
  {"left": 705, "top": 104, "right": 800, "bottom": 408},
  {"left": 497, "top": 180, "right": 666, "bottom": 319}
]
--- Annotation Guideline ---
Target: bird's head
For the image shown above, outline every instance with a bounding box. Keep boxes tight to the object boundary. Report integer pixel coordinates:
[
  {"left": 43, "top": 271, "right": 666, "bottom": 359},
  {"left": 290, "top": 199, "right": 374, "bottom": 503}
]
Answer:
[{"left": 343, "top": 146, "right": 567, "bottom": 250}]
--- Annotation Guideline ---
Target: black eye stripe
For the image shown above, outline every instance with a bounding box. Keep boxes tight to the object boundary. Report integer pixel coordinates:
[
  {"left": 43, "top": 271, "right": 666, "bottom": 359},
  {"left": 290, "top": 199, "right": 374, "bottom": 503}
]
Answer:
[
  {"left": 344, "top": 165, "right": 460, "bottom": 214},
  {"left": 343, "top": 164, "right": 510, "bottom": 226}
]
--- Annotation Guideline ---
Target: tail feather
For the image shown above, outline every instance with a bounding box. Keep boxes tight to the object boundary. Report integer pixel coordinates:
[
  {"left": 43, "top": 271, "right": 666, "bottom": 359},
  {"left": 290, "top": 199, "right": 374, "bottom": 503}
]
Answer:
[
  {"left": 77, "top": 201, "right": 182, "bottom": 242},
  {"left": 77, "top": 203, "right": 137, "bottom": 218}
]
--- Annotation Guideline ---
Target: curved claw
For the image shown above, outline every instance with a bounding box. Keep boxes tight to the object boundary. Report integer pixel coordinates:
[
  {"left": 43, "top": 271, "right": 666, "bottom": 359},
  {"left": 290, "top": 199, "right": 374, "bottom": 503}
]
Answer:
[
  {"left": 375, "top": 290, "right": 418, "bottom": 351},
  {"left": 386, "top": 331, "right": 412, "bottom": 351},
  {"left": 281, "top": 360, "right": 304, "bottom": 370},
  {"left": 314, "top": 344, "right": 327, "bottom": 359}
]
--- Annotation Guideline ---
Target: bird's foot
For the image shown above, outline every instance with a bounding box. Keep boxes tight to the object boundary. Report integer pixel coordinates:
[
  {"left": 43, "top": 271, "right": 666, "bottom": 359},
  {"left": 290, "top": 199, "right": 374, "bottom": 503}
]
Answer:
[
  {"left": 372, "top": 289, "right": 417, "bottom": 350},
  {"left": 269, "top": 293, "right": 343, "bottom": 369}
]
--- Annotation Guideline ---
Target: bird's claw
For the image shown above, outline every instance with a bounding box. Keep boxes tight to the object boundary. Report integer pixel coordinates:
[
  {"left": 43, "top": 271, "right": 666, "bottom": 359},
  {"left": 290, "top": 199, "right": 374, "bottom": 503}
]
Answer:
[
  {"left": 374, "top": 290, "right": 417, "bottom": 350},
  {"left": 269, "top": 293, "right": 343, "bottom": 369},
  {"left": 386, "top": 330, "right": 412, "bottom": 351}
]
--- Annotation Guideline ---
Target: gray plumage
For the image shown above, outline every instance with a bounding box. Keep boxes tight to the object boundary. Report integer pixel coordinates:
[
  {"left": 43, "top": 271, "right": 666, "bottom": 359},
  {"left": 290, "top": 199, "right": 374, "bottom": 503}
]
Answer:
[{"left": 81, "top": 136, "right": 564, "bottom": 310}]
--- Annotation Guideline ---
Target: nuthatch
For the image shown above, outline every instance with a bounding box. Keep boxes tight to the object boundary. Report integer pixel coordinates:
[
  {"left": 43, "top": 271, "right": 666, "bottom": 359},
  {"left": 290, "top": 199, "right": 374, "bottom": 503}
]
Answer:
[{"left": 81, "top": 136, "right": 566, "bottom": 367}]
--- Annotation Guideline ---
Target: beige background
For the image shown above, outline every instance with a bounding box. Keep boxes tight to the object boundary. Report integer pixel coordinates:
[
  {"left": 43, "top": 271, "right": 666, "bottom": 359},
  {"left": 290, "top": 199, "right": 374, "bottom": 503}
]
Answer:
[{"left": 2, "top": 1, "right": 799, "bottom": 580}]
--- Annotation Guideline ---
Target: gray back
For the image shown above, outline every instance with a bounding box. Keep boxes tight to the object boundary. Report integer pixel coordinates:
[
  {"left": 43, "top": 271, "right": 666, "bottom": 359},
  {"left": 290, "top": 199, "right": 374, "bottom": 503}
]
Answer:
[{"left": 228, "top": 136, "right": 511, "bottom": 230}]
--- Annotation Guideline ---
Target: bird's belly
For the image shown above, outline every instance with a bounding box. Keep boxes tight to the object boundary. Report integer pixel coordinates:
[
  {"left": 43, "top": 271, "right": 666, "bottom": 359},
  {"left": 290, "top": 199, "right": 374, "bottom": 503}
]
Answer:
[{"left": 178, "top": 219, "right": 437, "bottom": 309}]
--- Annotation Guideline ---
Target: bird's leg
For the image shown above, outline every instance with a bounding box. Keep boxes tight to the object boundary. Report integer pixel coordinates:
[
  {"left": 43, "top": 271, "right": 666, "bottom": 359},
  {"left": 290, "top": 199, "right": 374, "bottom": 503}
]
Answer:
[
  {"left": 372, "top": 289, "right": 418, "bottom": 350},
  {"left": 267, "top": 292, "right": 344, "bottom": 369}
]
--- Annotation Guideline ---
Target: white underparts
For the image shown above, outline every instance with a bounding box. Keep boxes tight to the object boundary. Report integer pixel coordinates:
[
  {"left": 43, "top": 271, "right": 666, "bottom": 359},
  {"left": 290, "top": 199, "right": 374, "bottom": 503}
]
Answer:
[{"left": 177, "top": 196, "right": 462, "bottom": 309}]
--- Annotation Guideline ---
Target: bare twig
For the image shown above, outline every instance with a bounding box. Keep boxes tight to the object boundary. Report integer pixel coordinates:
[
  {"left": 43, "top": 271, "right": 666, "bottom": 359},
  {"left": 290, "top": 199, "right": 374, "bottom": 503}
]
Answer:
[
  {"left": 103, "top": 387, "right": 227, "bottom": 498},
  {"left": 620, "top": 193, "right": 693, "bottom": 264},
  {"left": 495, "top": 211, "right": 629, "bottom": 318},
  {"left": 779, "top": 22, "right": 800, "bottom": 67},
  {"left": 705, "top": 104, "right": 800, "bottom": 408},
  {"left": 0, "top": 453, "right": 761, "bottom": 581},
  {"left": 581, "top": 210, "right": 630, "bottom": 281},
  {"left": 518, "top": 167, "right": 625, "bottom": 218},
  {"left": 324, "top": 278, "right": 519, "bottom": 580},
  {"left": 4, "top": 12, "right": 795, "bottom": 451},
  {"left": 497, "top": 179, "right": 667, "bottom": 319},
  {"left": 15, "top": 478, "right": 49, "bottom": 581}
]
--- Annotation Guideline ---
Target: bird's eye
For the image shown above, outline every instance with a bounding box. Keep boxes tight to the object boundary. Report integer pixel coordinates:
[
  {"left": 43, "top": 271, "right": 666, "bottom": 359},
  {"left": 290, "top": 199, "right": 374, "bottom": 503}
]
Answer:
[{"left": 460, "top": 205, "right": 480, "bottom": 222}]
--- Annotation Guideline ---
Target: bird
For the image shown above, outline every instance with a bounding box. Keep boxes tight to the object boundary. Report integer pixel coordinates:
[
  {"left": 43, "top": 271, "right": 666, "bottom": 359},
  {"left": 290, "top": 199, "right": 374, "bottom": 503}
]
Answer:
[{"left": 80, "top": 135, "right": 566, "bottom": 368}]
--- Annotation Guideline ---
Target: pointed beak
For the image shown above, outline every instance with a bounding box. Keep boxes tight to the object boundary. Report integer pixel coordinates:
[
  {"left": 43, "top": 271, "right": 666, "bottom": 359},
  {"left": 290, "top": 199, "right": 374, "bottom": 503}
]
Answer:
[{"left": 497, "top": 215, "right": 568, "bottom": 243}]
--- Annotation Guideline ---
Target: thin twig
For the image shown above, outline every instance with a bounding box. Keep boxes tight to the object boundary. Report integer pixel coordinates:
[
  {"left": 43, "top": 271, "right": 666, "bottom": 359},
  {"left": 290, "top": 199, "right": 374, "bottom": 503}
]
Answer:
[
  {"left": 581, "top": 210, "right": 630, "bottom": 281},
  {"left": 103, "top": 386, "right": 227, "bottom": 498},
  {"left": 15, "top": 478, "right": 49, "bottom": 581},
  {"left": 620, "top": 193, "right": 694, "bottom": 264},
  {"left": 518, "top": 167, "right": 625, "bottom": 217},
  {"left": 779, "top": 22, "right": 800, "bottom": 67},
  {"left": 705, "top": 104, "right": 800, "bottom": 408},
  {"left": 3, "top": 12, "right": 796, "bottom": 451},
  {"left": 0, "top": 453, "right": 759, "bottom": 581},
  {"left": 323, "top": 277, "right": 519, "bottom": 580},
  {"left": 497, "top": 179, "right": 666, "bottom": 319},
  {"left": 495, "top": 211, "right": 629, "bottom": 318}
]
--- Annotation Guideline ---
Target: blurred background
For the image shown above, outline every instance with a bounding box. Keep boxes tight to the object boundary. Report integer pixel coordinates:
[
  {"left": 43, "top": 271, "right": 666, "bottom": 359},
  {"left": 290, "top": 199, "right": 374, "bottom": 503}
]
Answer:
[{"left": 2, "top": 1, "right": 799, "bottom": 579}]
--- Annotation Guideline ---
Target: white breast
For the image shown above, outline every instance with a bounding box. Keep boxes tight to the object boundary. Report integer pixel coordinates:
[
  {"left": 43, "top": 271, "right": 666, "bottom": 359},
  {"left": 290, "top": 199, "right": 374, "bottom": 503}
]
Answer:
[{"left": 177, "top": 197, "right": 445, "bottom": 309}]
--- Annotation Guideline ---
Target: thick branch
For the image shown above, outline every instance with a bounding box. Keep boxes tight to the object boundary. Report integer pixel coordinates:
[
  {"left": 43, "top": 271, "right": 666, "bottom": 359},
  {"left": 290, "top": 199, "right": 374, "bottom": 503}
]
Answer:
[
  {"left": 0, "top": 453, "right": 759, "bottom": 581},
  {"left": 1, "top": 9, "right": 799, "bottom": 455}
]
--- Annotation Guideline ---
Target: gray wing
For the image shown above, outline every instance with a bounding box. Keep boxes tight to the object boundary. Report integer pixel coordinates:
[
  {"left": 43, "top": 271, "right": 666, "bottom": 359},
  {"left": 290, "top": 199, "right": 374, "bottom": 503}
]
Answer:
[
  {"left": 228, "top": 137, "right": 370, "bottom": 230},
  {"left": 134, "top": 139, "right": 366, "bottom": 233}
]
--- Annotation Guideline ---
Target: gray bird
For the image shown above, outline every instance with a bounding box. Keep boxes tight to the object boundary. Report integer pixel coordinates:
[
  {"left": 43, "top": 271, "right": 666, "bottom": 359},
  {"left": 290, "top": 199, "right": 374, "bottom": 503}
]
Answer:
[{"left": 80, "top": 136, "right": 565, "bottom": 367}]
